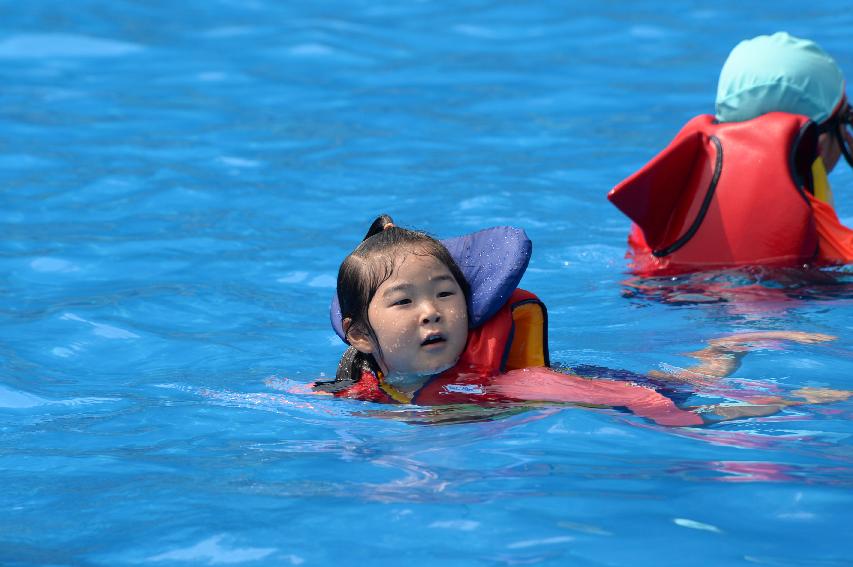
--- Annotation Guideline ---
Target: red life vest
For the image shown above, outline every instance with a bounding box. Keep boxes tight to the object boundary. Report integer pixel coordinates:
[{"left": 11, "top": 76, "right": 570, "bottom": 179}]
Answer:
[
  {"left": 608, "top": 112, "right": 821, "bottom": 275},
  {"left": 328, "top": 289, "right": 704, "bottom": 426},
  {"left": 331, "top": 288, "right": 549, "bottom": 404}
]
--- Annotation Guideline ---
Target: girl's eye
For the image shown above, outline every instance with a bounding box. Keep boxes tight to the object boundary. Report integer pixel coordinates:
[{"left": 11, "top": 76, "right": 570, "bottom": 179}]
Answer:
[
  {"left": 391, "top": 298, "right": 412, "bottom": 306},
  {"left": 437, "top": 291, "right": 455, "bottom": 298}
]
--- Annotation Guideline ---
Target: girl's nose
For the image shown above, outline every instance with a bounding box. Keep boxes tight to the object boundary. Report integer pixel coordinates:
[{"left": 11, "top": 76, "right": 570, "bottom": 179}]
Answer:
[{"left": 421, "top": 303, "right": 441, "bottom": 324}]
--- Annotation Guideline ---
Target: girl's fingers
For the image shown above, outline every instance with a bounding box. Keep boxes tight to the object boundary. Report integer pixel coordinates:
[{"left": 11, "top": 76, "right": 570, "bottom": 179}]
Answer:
[
  {"left": 710, "top": 331, "right": 835, "bottom": 347},
  {"left": 791, "top": 387, "right": 852, "bottom": 404}
]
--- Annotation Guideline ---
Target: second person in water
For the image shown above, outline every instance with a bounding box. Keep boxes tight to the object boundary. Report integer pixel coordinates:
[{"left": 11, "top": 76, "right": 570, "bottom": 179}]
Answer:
[{"left": 609, "top": 32, "right": 853, "bottom": 275}]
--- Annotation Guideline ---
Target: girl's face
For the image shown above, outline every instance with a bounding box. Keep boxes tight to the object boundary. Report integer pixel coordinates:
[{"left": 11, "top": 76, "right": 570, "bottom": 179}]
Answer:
[{"left": 353, "top": 253, "right": 468, "bottom": 381}]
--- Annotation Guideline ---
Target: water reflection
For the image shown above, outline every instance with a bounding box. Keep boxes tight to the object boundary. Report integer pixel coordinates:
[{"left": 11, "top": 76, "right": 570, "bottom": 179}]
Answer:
[
  {"left": 622, "top": 266, "right": 853, "bottom": 313},
  {"left": 669, "top": 459, "right": 853, "bottom": 485},
  {"left": 357, "top": 404, "right": 539, "bottom": 425}
]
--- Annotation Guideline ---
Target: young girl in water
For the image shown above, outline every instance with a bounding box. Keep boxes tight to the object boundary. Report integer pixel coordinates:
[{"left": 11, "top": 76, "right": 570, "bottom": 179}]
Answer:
[{"left": 315, "top": 215, "right": 847, "bottom": 426}]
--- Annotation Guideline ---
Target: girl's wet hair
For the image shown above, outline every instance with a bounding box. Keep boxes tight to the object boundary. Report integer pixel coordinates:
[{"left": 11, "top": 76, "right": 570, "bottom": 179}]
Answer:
[{"left": 314, "top": 214, "right": 470, "bottom": 392}]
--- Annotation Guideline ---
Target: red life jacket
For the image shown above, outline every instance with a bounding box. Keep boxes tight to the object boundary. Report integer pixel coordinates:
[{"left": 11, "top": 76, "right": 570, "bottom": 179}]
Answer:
[
  {"left": 328, "top": 289, "right": 704, "bottom": 426},
  {"left": 608, "top": 112, "right": 821, "bottom": 275},
  {"left": 331, "top": 288, "right": 549, "bottom": 404}
]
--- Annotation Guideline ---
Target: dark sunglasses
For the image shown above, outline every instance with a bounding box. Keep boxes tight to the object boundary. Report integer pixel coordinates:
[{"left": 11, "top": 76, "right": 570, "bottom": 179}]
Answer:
[
  {"left": 818, "top": 99, "right": 853, "bottom": 168},
  {"left": 837, "top": 103, "right": 853, "bottom": 167},
  {"left": 840, "top": 104, "right": 853, "bottom": 126}
]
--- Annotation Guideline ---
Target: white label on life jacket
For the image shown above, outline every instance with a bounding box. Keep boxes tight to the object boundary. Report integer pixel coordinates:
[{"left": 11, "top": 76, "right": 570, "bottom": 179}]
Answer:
[{"left": 442, "top": 384, "right": 485, "bottom": 395}]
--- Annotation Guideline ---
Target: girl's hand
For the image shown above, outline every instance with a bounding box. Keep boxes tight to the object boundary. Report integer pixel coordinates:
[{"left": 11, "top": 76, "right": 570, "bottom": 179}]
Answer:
[
  {"left": 653, "top": 331, "right": 837, "bottom": 385},
  {"left": 791, "top": 387, "right": 852, "bottom": 404},
  {"left": 708, "top": 331, "right": 835, "bottom": 349}
]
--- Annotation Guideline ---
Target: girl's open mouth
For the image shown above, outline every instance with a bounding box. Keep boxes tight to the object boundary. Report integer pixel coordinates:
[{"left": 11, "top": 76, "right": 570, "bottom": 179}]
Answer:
[{"left": 421, "top": 334, "right": 446, "bottom": 347}]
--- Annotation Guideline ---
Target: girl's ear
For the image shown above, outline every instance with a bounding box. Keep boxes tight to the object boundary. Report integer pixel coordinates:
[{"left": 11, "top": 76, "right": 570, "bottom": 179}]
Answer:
[{"left": 343, "top": 318, "right": 374, "bottom": 354}]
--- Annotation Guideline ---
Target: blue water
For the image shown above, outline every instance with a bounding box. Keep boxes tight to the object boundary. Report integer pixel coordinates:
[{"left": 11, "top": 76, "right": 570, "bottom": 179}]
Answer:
[{"left": 2, "top": 1, "right": 853, "bottom": 565}]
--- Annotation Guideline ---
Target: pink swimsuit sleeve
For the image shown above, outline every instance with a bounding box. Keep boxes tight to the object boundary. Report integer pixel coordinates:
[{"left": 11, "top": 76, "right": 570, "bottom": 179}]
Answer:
[{"left": 484, "top": 367, "right": 703, "bottom": 427}]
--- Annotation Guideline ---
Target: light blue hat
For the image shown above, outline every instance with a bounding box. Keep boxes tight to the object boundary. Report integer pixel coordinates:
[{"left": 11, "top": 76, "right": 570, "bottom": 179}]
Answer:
[{"left": 715, "top": 32, "right": 846, "bottom": 124}]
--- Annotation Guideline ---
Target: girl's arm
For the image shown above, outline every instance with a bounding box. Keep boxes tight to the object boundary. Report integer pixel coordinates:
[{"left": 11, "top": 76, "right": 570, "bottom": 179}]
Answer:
[
  {"left": 648, "top": 331, "right": 835, "bottom": 386},
  {"left": 488, "top": 365, "right": 849, "bottom": 427},
  {"left": 485, "top": 367, "right": 704, "bottom": 426}
]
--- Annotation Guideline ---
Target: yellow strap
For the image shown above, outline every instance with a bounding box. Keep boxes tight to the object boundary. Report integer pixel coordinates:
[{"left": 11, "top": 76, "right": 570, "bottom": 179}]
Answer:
[
  {"left": 377, "top": 372, "right": 413, "bottom": 404},
  {"left": 506, "top": 302, "right": 547, "bottom": 370},
  {"left": 812, "top": 157, "right": 835, "bottom": 207}
]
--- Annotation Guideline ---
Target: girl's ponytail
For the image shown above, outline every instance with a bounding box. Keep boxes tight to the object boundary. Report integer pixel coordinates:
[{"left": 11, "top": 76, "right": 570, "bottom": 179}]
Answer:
[
  {"left": 363, "top": 214, "right": 395, "bottom": 241},
  {"left": 313, "top": 345, "right": 381, "bottom": 393}
]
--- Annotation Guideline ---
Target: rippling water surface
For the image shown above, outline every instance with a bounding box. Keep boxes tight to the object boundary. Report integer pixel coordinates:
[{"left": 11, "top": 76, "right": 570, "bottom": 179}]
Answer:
[{"left": 2, "top": 1, "right": 852, "bottom": 565}]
